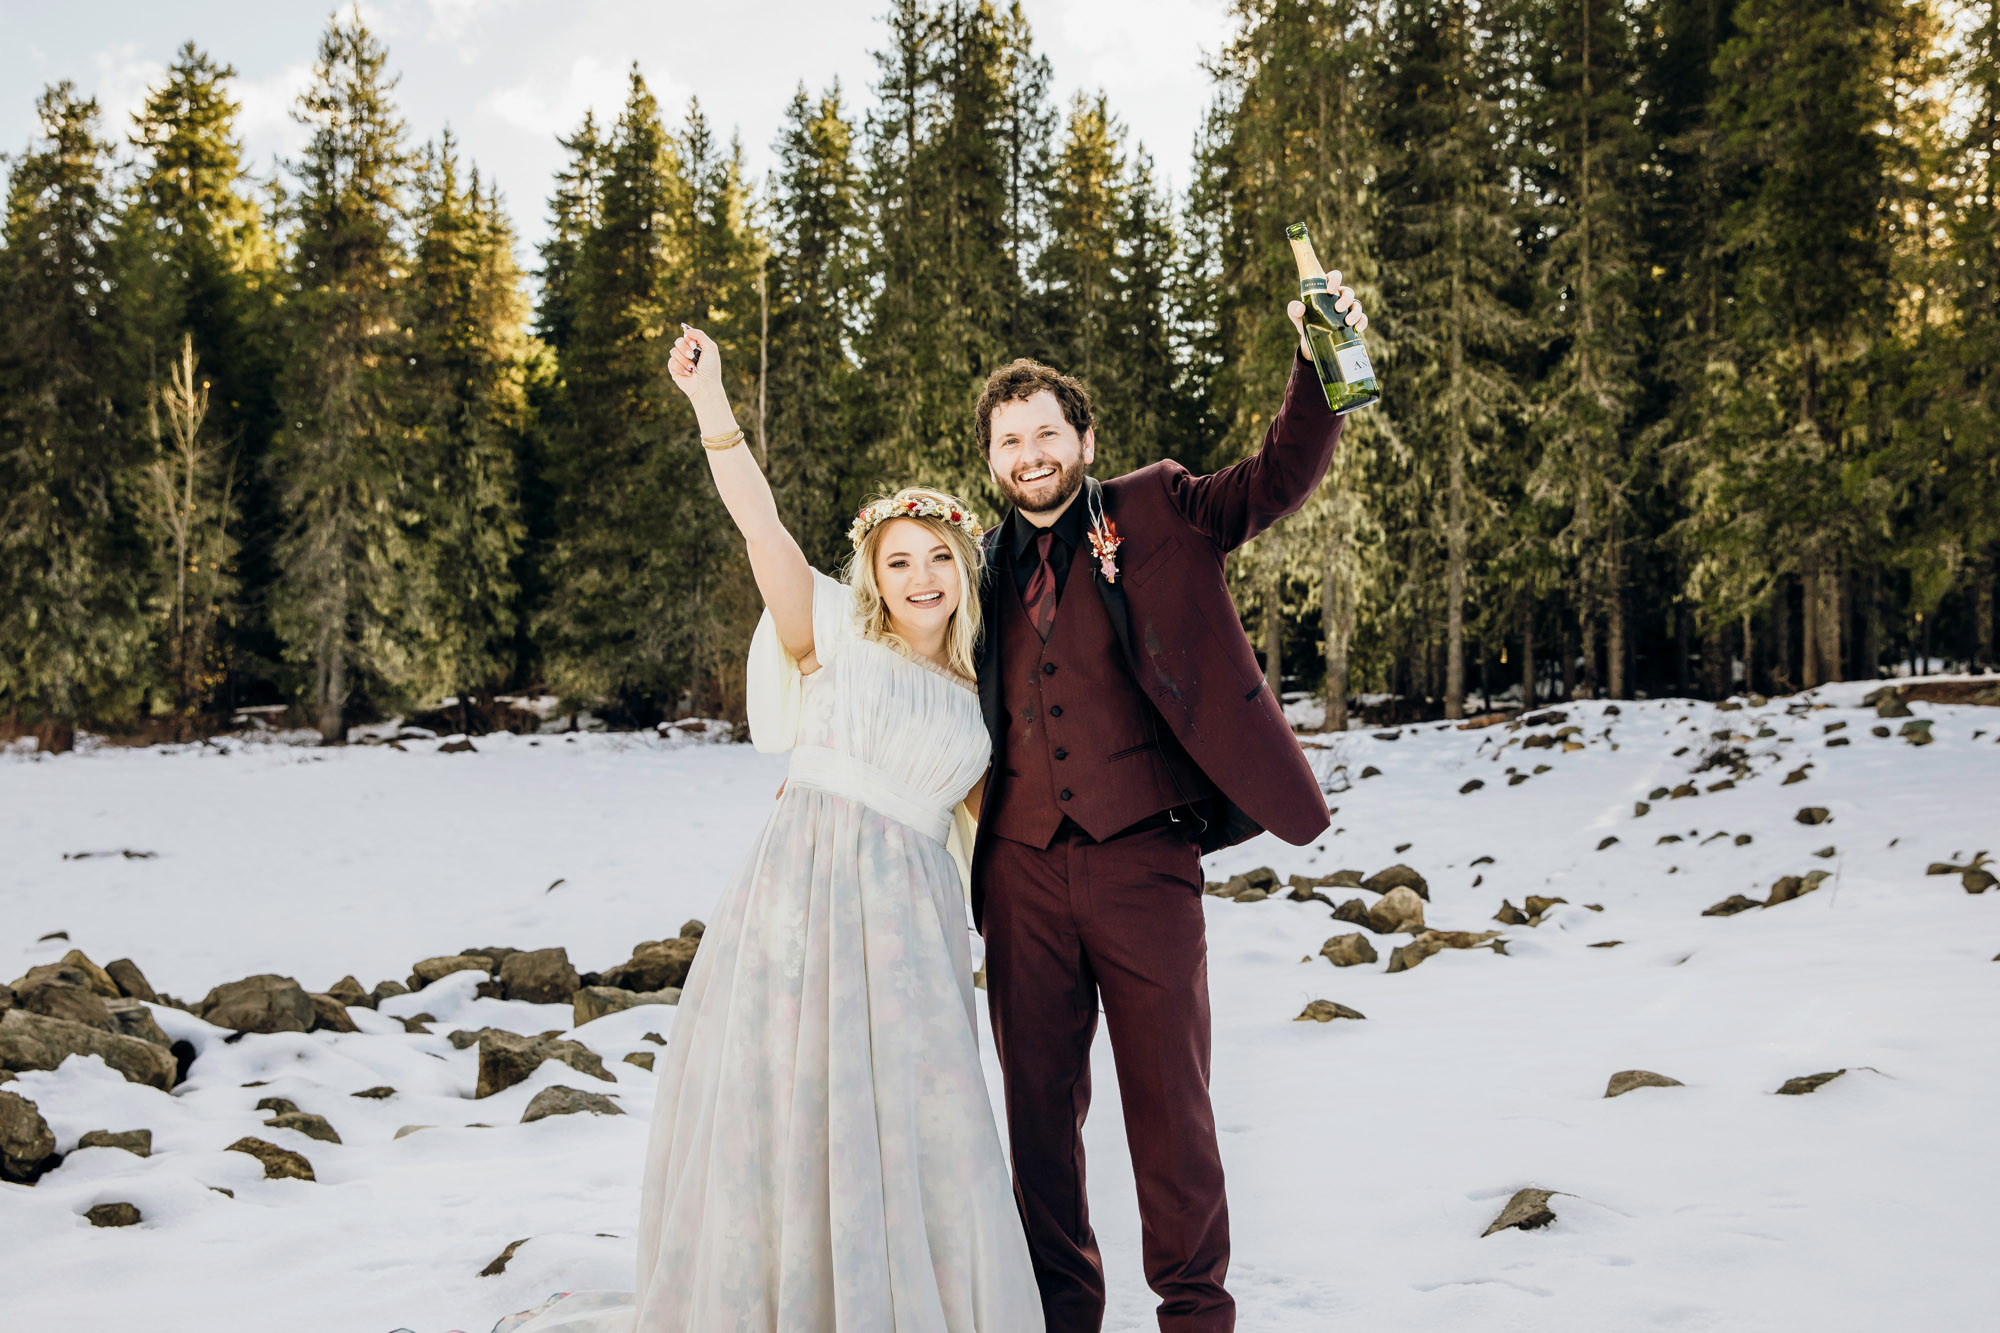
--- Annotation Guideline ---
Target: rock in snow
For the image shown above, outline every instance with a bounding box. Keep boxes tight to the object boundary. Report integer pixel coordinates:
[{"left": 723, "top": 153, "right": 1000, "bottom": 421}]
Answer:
[
  {"left": 1483, "top": 1188, "right": 1559, "bottom": 1236},
  {"left": 1605, "top": 1070, "right": 1684, "bottom": 1098}
]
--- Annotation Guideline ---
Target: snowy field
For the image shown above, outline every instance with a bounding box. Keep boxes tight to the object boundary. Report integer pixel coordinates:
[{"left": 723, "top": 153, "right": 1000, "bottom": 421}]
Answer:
[{"left": 4, "top": 678, "right": 1999, "bottom": 1331}]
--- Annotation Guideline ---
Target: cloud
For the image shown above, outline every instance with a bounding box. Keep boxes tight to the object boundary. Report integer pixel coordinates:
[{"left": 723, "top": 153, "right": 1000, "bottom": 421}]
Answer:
[
  {"left": 486, "top": 54, "right": 635, "bottom": 139},
  {"left": 234, "top": 61, "right": 315, "bottom": 172},
  {"left": 90, "top": 42, "right": 165, "bottom": 140}
]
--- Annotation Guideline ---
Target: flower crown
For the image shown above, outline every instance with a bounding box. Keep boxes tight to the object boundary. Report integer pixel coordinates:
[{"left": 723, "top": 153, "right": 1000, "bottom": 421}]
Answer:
[{"left": 847, "top": 490, "right": 984, "bottom": 550}]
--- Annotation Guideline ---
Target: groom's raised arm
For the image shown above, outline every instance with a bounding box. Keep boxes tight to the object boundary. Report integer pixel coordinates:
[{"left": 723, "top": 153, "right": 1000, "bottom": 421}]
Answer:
[{"left": 1162, "top": 350, "right": 1344, "bottom": 553}]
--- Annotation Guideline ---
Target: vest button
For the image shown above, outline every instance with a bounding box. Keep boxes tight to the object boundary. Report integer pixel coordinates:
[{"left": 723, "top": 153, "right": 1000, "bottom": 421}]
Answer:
[
  {"left": 1042, "top": 661, "right": 1057, "bottom": 675},
  {"left": 1054, "top": 748, "right": 1067, "bottom": 760},
  {"left": 1059, "top": 789, "right": 1073, "bottom": 801},
  {"left": 1049, "top": 705, "right": 1063, "bottom": 718}
]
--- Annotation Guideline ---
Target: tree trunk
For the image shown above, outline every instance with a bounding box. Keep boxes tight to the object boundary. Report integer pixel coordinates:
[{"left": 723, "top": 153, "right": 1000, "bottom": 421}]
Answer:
[
  {"left": 1702, "top": 623, "right": 1725, "bottom": 700},
  {"left": 1801, "top": 557, "right": 1822, "bottom": 688},
  {"left": 1772, "top": 580, "right": 1792, "bottom": 692},
  {"left": 1861, "top": 564, "right": 1882, "bottom": 680},
  {"left": 1322, "top": 539, "right": 1355, "bottom": 732},
  {"left": 1520, "top": 599, "right": 1536, "bottom": 707},
  {"left": 1817, "top": 554, "right": 1843, "bottom": 683},
  {"left": 1561, "top": 621, "right": 1576, "bottom": 700},
  {"left": 1605, "top": 534, "right": 1625, "bottom": 698},
  {"left": 1676, "top": 599, "right": 1692, "bottom": 695},
  {"left": 1741, "top": 609, "right": 1755, "bottom": 697},
  {"left": 1976, "top": 551, "right": 1996, "bottom": 670},
  {"left": 1578, "top": 601, "right": 1598, "bottom": 700},
  {"left": 1261, "top": 525, "right": 1284, "bottom": 691},
  {"left": 317, "top": 637, "right": 346, "bottom": 745}
]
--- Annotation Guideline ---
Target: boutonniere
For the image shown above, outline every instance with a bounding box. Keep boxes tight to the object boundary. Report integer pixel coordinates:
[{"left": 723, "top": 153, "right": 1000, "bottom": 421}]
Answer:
[{"left": 1087, "top": 515, "right": 1124, "bottom": 583}]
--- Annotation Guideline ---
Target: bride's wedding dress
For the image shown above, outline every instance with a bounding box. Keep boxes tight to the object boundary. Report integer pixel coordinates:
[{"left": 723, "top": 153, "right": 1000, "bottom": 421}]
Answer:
[{"left": 496, "top": 570, "right": 1043, "bottom": 1333}]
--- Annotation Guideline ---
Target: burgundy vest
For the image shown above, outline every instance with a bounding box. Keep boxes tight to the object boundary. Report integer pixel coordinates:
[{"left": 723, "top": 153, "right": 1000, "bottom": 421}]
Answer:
[{"left": 987, "top": 560, "right": 1210, "bottom": 848}]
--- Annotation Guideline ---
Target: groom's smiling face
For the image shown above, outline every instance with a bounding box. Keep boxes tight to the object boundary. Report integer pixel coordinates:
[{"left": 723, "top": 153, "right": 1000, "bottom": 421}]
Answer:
[{"left": 987, "top": 391, "right": 1095, "bottom": 517}]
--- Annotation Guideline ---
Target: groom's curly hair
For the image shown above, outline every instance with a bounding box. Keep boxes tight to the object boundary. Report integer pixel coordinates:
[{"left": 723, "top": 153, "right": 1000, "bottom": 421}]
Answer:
[{"left": 975, "top": 359, "right": 1095, "bottom": 456}]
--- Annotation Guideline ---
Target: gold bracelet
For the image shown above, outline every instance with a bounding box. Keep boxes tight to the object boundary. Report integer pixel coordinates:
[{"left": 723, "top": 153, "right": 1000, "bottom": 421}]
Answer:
[{"left": 701, "top": 428, "right": 745, "bottom": 452}]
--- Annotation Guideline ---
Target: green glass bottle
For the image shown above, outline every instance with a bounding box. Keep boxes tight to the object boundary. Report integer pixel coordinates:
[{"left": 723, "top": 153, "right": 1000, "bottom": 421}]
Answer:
[{"left": 1287, "top": 222, "right": 1379, "bottom": 414}]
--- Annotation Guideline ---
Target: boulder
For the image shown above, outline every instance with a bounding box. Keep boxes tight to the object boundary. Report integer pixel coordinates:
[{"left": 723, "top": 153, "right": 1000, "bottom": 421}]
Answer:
[
  {"left": 623, "top": 1051, "right": 656, "bottom": 1071},
  {"left": 1483, "top": 1188, "right": 1558, "bottom": 1237},
  {"left": 521, "top": 1085, "right": 625, "bottom": 1123},
  {"left": 0, "top": 1088, "right": 58, "bottom": 1183},
  {"left": 225, "top": 1136, "right": 315, "bottom": 1181},
  {"left": 198, "top": 974, "right": 316, "bottom": 1035},
  {"left": 679, "top": 920, "right": 706, "bottom": 942},
  {"left": 1492, "top": 900, "right": 1528, "bottom": 926},
  {"left": 600, "top": 937, "right": 700, "bottom": 993},
  {"left": 351, "top": 1086, "right": 395, "bottom": 1099},
  {"left": 499, "top": 948, "right": 582, "bottom": 1005},
  {"left": 1331, "top": 897, "right": 1372, "bottom": 927},
  {"left": 408, "top": 955, "right": 493, "bottom": 990},
  {"left": 1872, "top": 693, "right": 1913, "bottom": 718},
  {"left": 325, "top": 976, "right": 373, "bottom": 1010},
  {"left": 0, "top": 981, "right": 12, "bottom": 1013},
  {"left": 1319, "top": 934, "right": 1379, "bottom": 968},
  {"left": 1776, "top": 1069, "right": 1846, "bottom": 1096},
  {"left": 573, "top": 985, "right": 681, "bottom": 1027},
  {"left": 103, "top": 999, "right": 172, "bottom": 1048},
  {"left": 1782, "top": 767, "right": 1811, "bottom": 785},
  {"left": 460, "top": 946, "right": 520, "bottom": 970},
  {"left": 0, "top": 1009, "right": 177, "bottom": 1089},
  {"left": 1366, "top": 887, "right": 1426, "bottom": 935},
  {"left": 255, "top": 1096, "right": 299, "bottom": 1115},
  {"left": 1794, "top": 807, "right": 1832, "bottom": 826},
  {"left": 1523, "top": 895, "right": 1567, "bottom": 920},
  {"left": 1964, "top": 867, "right": 1998, "bottom": 895},
  {"left": 104, "top": 959, "right": 157, "bottom": 1003},
  {"left": 13, "top": 967, "right": 114, "bottom": 1028},
  {"left": 56, "top": 950, "right": 121, "bottom": 998},
  {"left": 1385, "top": 936, "right": 1445, "bottom": 974},
  {"left": 1596, "top": 836, "right": 1620, "bottom": 850},
  {"left": 1604, "top": 1070, "right": 1683, "bottom": 1098},
  {"left": 1898, "top": 718, "right": 1934, "bottom": 746},
  {"left": 1294, "top": 1000, "right": 1366, "bottom": 1023},
  {"left": 475, "top": 1030, "right": 613, "bottom": 1099},
  {"left": 263, "top": 1110, "right": 341, "bottom": 1144},
  {"left": 1766, "top": 870, "right": 1830, "bottom": 907},
  {"left": 1324, "top": 870, "right": 1367, "bottom": 889},
  {"left": 86, "top": 1202, "right": 143, "bottom": 1227},
  {"left": 305, "top": 994, "right": 359, "bottom": 1033},
  {"left": 76, "top": 1128, "right": 152, "bottom": 1156},
  {"left": 369, "top": 979, "right": 410, "bottom": 1005},
  {"left": 1232, "top": 888, "right": 1271, "bottom": 903},
  {"left": 1633, "top": 801, "right": 1650, "bottom": 817},
  {"left": 1362, "top": 864, "right": 1429, "bottom": 901},
  {"left": 1460, "top": 779, "right": 1485, "bottom": 794},
  {"left": 1702, "top": 894, "right": 1763, "bottom": 917}
]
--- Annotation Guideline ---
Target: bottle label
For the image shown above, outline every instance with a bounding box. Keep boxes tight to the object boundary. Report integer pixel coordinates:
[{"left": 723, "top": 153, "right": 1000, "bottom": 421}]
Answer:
[{"left": 1336, "top": 343, "right": 1373, "bottom": 383}]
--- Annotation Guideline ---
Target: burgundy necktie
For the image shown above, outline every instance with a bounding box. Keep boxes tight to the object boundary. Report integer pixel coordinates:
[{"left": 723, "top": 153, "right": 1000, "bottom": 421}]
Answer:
[{"left": 1023, "top": 531, "right": 1057, "bottom": 642}]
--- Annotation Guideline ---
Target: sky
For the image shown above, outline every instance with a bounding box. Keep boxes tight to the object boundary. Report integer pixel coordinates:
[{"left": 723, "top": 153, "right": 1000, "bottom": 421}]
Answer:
[{"left": 0, "top": 0, "right": 1237, "bottom": 255}]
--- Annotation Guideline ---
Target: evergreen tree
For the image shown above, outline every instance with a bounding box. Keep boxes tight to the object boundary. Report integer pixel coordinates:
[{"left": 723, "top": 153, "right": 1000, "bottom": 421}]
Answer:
[
  {"left": 535, "top": 111, "right": 605, "bottom": 357},
  {"left": 1518, "top": 0, "right": 1651, "bottom": 698},
  {"left": 766, "top": 83, "right": 868, "bottom": 569},
  {"left": 267, "top": 13, "right": 420, "bottom": 742},
  {"left": 1377, "top": 0, "right": 1529, "bottom": 716},
  {"left": 407, "top": 136, "right": 530, "bottom": 724},
  {"left": 0, "top": 83, "right": 149, "bottom": 746},
  {"left": 117, "top": 42, "right": 280, "bottom": 722}
]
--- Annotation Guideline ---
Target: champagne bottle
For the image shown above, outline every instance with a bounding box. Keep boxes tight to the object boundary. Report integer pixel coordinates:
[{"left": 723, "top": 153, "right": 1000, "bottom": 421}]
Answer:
[{"left": 1286, "top": 222, "right": 1379, "bottom": 415}]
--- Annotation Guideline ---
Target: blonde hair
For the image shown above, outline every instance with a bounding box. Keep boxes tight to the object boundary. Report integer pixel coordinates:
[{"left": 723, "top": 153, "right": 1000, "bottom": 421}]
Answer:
[{"left": 844, "top": 486, "right": 985, "bottom": 680}]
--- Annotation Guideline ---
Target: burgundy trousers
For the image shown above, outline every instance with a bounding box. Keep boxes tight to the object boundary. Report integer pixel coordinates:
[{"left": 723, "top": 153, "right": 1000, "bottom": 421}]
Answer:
[{"left": 979, "top": 817, "right": 1233, "bottom": 1333}]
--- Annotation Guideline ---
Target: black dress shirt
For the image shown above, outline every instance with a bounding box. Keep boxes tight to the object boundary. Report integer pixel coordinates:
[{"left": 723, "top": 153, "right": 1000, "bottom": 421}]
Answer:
[{"left": 1006, "top": 492, "right": 1088, "bottom": 602}]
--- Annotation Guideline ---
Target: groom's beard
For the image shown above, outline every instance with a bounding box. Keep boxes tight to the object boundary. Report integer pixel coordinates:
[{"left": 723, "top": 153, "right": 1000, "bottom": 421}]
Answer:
[{"left": 995, "top": 455, "right": 1087, "bottom": 515}]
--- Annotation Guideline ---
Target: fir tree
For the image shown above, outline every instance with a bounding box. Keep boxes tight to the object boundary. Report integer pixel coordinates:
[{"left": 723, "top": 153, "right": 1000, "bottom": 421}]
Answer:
[
  {"left": 407, "top": 136, "right": 530, "bottom": 725},
  {"left": 766, "top": 83, "right": 868, "bottom": 568},
  {"left": 267, "top": 13, "right": 420, "bottom": 742},
  {"left": 117, "top": 42, "right": 279, "bottom": 722},
  {"left": 1377, "top": 0, "right": 1530, "bottom": 716},
  {"left": 0, "top": 83, "right": 150, "bottom": 746}
]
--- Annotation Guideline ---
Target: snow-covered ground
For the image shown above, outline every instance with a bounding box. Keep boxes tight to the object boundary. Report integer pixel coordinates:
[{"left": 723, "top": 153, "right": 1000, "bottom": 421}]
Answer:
[{"left": 4, "top": 679, "right": 1998, "bottom": 1331}]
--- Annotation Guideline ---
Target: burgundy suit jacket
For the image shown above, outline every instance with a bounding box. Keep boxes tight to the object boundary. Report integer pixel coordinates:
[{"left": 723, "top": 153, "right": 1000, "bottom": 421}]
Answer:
[{"left": 972, "top": 352, "right": 1344, "bottom": 905}]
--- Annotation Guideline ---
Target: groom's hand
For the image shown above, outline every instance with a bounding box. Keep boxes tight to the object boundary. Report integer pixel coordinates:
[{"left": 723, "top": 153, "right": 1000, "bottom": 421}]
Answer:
[{"left": 1287, "top": 280, "right": 1369, "bottom": 357}]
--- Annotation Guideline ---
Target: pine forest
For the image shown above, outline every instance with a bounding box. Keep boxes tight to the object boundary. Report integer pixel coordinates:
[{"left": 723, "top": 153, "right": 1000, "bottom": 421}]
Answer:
[{"left": 3, "top": 0, "right": 1997, "bottom": 748}]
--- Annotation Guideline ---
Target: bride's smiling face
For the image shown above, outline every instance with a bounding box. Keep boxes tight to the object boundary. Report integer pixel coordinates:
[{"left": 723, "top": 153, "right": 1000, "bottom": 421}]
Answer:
[{"left": 872, "top": 517, "right": 962, "bottom": 640}]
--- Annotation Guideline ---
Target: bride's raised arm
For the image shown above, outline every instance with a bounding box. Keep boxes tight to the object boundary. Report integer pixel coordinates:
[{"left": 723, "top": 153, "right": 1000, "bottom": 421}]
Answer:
[{"left": 668, "top": 325, "right": 819, "bottom": 670}]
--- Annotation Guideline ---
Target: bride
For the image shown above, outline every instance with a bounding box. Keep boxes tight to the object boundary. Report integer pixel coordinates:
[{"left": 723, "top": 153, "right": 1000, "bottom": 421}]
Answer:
[{"left": 498, "top": 327, "right": 1043, "bottom": 1332}]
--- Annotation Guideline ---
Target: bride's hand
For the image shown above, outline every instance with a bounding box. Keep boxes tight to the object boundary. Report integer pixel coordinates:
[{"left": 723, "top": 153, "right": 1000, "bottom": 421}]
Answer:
[{"left": 668, "top": 325, "right": 724, "bottom": 402}]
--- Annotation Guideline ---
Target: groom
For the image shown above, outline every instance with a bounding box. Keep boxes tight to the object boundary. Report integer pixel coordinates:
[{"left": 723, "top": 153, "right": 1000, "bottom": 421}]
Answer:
[{"left": 972, "top": 291, "right": 1366, "bottom": 1333}]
